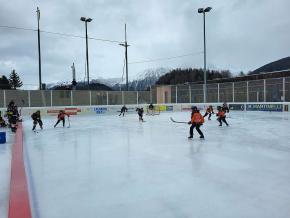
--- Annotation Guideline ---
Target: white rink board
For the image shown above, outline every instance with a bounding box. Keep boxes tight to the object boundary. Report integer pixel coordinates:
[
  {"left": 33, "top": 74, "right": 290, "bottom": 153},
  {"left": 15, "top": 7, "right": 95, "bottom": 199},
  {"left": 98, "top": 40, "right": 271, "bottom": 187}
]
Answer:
[
  {"left": 0, "top": 130, "right": 14, "bottom": 218},
  {"left": 22, "top": 111, "right": 290, "bottom": 218},
  {"left": 1, "top": 102, "right": 290, "bottom": 119}
]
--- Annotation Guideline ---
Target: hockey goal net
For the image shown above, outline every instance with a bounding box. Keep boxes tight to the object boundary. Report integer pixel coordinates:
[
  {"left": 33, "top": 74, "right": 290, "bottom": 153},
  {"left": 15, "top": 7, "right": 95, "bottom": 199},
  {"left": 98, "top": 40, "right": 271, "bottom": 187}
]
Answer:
[{"left": 146, "top": 105, "right": 160, "bottom": 115}]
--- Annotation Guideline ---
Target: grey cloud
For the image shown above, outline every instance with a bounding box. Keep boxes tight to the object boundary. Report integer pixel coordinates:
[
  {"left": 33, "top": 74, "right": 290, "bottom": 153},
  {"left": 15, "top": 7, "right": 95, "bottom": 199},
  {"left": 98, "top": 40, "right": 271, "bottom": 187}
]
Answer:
[{"left": 0, "top": 0, "right": 290, "bottom": 89}]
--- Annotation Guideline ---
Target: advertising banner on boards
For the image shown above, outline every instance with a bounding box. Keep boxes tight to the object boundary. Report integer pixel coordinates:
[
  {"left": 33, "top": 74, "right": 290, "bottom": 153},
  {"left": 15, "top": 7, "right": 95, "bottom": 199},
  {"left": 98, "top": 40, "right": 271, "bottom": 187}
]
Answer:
[
  {"left": 246, "top": 104, "right": 283, "bottom": 112},
  {"left": 229, "top": 104, "right": 245, "bottom": 111},
  {"left": 47, "top": 108, "right": 81, "bottom": 115},
  {"left": 94, "top": 107, "right": 108, "bottom": 114}
]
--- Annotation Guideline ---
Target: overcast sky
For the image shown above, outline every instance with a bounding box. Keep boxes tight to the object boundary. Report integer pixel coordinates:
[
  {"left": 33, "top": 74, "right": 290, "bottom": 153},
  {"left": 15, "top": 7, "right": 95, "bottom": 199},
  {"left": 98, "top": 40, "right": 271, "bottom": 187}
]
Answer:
[{"left": 0, "top": 0, "right": 290, "bottom": 89}]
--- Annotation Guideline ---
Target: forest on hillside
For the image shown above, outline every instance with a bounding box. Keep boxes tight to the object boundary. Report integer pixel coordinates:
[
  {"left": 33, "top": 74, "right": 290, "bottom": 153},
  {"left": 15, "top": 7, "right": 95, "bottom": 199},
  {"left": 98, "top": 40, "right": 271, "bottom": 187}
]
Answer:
[{"left": 156, "top": 68, "right": 233, "bottom": 85}]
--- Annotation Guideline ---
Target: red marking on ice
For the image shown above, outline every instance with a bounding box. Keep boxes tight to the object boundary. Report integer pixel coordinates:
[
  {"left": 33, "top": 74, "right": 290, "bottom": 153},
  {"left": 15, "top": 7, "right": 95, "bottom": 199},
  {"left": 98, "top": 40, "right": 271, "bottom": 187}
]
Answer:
[{"left": 8, "top": 123, "right": 32, "bottom": 218}]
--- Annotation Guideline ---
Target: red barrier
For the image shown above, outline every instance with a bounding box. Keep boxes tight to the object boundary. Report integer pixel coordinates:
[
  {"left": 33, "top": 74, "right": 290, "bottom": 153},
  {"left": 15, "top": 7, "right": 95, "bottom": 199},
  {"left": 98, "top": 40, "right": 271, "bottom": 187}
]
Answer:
[{"left": 8, "top": 123, "right": 32, "bottom": 218}]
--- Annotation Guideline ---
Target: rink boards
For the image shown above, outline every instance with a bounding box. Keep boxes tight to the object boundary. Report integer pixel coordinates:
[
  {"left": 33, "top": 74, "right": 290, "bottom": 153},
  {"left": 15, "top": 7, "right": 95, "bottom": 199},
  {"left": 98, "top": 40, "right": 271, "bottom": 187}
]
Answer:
[{"left": 1, "top": 102, "right": 290, "bottom": 118}]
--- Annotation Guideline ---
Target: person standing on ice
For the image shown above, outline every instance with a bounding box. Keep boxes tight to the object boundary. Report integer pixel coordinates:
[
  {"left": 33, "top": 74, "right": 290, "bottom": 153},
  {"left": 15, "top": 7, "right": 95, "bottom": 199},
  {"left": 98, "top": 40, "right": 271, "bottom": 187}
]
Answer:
[
  {"left": 148, "top": 103, "right": 154, "bottom": 115},
  {"left": 54, "top": 110, "right": 70, "bottom": 128},
  {"left": 222, "top": 102, "right": 230, "bottom": 113},
  {"left": 31, "top": 110, "right": 43, "bottom": 131},
  {"left": 119, "top": 105, "right": 128, "bottom": 116},
  {"left": 188, "top": 106, "right": 204, "bottom": 139},
  {"left": 136, "top": 107, "right": 144, "bottom": 122},
  {"left": 7, "top": 100, "right": 15, "bottom": 111},
  {"left": 7, "top": 105, "right": 19, "bottom": 133},
  {"left": 203, "top": 105, "right": 214, "bottom": 120},
  {"left": 0, "top": 112, "right": 7, "bottom": 127},
  {"left": 216, "top": 106, "right": 229, "bottom": 126}
]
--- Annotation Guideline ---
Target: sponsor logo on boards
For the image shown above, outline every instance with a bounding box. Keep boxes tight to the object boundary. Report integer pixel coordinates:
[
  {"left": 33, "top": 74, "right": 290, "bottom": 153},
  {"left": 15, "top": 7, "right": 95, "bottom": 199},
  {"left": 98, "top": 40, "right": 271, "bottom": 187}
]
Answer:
[
  {"left": 47, "top": 108, "right": 81, "bottom": 115},
  {"left": 246, "top": 104, "right": 283, "bottom": 112},
  {"left": 229, "top": 104, "right": 245, "bottom": 111},
  {"left": 94, "top": 107, "right": 108, "bottom": 114}
]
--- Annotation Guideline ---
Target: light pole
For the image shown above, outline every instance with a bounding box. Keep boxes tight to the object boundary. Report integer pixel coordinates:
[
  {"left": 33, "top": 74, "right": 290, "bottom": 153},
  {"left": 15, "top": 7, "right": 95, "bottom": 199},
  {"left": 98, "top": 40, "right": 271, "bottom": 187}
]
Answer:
[
  {"left": 71, "top": 63, "right": 77, "bottom": 90},
  {"left": 198, "top": 7, "right": 212, "bottom": 103},
  {"left": 37, "top": 7, "right": 42, "bottom": 90},
  {"left": 80, "top": 17, "right": 92, "bottom": 90},
  {"left": 119, "top": 24, "right": 130, "bottom": 91}
]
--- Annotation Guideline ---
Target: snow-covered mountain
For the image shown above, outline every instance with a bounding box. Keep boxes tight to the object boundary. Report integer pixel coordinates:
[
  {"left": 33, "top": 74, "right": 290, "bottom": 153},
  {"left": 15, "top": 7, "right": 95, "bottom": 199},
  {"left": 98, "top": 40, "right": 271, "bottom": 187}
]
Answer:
[
  {"left": 91, "top": 77, "right": 123, "bottom": 87},
  {"left": 47, "top": 68, "right": 169, "bottom": 91},
  {"left": 135, "top": 67, "right": 169, "bottom": 81},
  {"left": 112, "top": 68, "right": 170, "bottom": 91}
]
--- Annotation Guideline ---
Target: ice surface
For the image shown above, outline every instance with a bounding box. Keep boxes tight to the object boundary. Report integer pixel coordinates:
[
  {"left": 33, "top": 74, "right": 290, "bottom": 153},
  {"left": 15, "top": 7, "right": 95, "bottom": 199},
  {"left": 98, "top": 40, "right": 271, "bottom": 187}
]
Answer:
[
  {"left": 0, "top": 130, "right": 13, "bottom": 218},
  {"left": 22, "top": 111, "right": 290, "bottom": 218}
]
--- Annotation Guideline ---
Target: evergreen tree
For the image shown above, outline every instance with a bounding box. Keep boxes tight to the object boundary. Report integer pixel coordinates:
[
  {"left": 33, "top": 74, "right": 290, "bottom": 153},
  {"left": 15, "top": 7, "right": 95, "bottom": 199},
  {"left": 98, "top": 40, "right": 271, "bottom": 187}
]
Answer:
[
  {"left": 9, "top": 69, "right": 23, "bottom": 89},
  {"left": 238, "top": 71, "right": 245, "bottom": 77},
  {"left": 156, "top": 68, "right": 233, "bottom": 85},
  {"left": 0, "top": 75, "right": 11, "bottom": 89}
]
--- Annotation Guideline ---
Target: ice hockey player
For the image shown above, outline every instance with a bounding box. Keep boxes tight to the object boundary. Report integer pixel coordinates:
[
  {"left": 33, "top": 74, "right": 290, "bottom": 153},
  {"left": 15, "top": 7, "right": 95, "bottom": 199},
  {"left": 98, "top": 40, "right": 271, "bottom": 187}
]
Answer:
[
  {"left": 203, "top": 105, "right": 214, "bottom": 120},
  {"left": 54, "top": 110, "right": 70, "bottom": 128},
  {"left": 0, "top": 111, "right": 7, "bottom": 127},
  {"left": 136, "top": 107, "right": 144, "bottom": 122},
  {"left": 188, "top": 106, "right": 205, "bottom": 139},
  {"left": 31, "top": 110, "right": 43, "bottom": 131},
  {"left": 6, "top": 104, "right": 19, "bottom": 132},
  {"left": 222, "top": 102, "right": 230, "bottom": 113},
  {"left": 119, "top": 105, "right": 128, "bottom": 116},
  {"left": 7, "top": 100, "right": 15, "bottom": 111},
  {"left": 216, "top": 106, "right": 229, "bottom": 126},
  {"left": 148, "top": 103, "right": 154, "bottom": 115}
]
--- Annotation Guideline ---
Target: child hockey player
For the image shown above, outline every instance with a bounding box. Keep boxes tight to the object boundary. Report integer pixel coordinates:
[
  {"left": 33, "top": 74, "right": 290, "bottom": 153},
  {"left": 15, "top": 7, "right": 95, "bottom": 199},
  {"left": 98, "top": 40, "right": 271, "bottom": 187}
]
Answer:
[
  {"left": 203, "top": 105, "right": 214, "bottom": 120},
  {"left": 7, "top": 100, "right": 15, "bottom": 111},
  {"left": 222, "top": 102, "right": 230, "bottom": 113},
  {"left": 54, "top": 110, "right": 70, "bottom": 128},
  {"left": 148, "top": 103, "right": 154, "bottom": 115},
  {"left": 217, "top": 106, "right": 229, "bottom": 126},
  {"left": 0, "top": 111, "right": 7, "bottom": 127},
  {"left": 119, "top": 105, "right": 128, "bottom": 116},
  {"left": 7, "top": 105, "right": 19, "bottom": 132},
  {"left": 136, "top": 107, "right": 144, "bottom": 122},
  {"left": 188, "top": 106, "right": 205, "bottom": 139},
  {"left": 31, "top": 110, "right": 43, "bottom": 131}
]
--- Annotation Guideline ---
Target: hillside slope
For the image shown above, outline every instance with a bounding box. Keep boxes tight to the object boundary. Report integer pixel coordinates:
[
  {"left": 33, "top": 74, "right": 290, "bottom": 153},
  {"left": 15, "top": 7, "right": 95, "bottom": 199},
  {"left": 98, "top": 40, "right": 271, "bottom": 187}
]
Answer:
[{"left": 250, "top": 57, "right": 290, "bottom": 74}]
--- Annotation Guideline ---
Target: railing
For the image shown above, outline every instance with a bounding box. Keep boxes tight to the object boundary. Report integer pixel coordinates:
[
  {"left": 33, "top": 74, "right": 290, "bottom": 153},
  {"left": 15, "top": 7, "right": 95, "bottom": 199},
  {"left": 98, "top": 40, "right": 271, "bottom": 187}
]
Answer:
[
  {"left": 0, "top": 90, "right": 152, "bottom": 108},
  {"left": 0, "top": 76, "right": 289, "bottom": 108},
  {"left": 158, "top": 77, "right": 290, "bottom": 104}
]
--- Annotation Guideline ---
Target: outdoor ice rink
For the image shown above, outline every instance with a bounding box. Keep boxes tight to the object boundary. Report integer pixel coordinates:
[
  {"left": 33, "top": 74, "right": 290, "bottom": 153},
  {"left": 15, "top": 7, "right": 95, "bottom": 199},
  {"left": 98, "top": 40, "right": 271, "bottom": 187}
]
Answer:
[{"left": 2, "top": 111, "right": 290, "bottom": 218}]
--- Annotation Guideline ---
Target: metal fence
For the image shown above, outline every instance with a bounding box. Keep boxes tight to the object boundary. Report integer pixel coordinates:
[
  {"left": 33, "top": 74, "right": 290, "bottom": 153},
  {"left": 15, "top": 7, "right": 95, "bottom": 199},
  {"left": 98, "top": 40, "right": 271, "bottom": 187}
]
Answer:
[
  {"left": 0, "top": 76, "right": 289, "bottom": 108},
  {"left": 157, "top": 77, "right": 290, "bottom": 104},
  {"left": 0, "top": 90, "right": 153, "bottom": 108}
]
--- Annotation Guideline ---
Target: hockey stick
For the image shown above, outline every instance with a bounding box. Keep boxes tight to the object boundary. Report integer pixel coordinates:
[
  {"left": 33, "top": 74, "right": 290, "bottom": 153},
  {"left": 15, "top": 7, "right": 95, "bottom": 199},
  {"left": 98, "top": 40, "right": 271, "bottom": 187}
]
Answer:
[
  {"left": 19, "top": 99, "right": 25, "bottom": 116},
  {"left": 170, "top": 117, "right": 188, "bottom": 124},
  {"left": 16, "top": 99, "right": 25, "bottom": 122},
  {"left": 67, "top": 116, "right": 71, "bottom": 128}
]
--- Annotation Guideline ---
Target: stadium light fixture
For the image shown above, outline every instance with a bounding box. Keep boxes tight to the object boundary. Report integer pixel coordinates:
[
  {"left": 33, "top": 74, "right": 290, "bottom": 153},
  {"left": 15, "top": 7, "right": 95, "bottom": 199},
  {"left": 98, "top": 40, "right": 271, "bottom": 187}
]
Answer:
[
  {"left": 80, "top": 17, "right": 93, "bottom": 89},
  {"left": 197, "top": 7, "right": 212, "bottom": 103}
]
